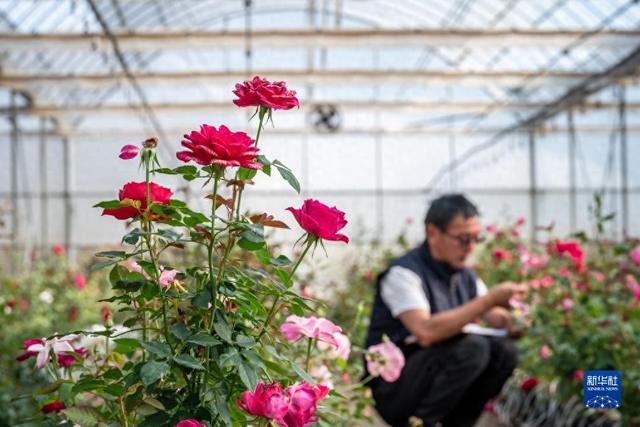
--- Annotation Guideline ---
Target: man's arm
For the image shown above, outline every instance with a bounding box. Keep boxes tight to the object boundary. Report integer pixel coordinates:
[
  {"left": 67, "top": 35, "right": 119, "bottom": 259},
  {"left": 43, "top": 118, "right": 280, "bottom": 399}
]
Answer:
[{"left": 398, "top": 283, "right": 527, "bottom": 347}]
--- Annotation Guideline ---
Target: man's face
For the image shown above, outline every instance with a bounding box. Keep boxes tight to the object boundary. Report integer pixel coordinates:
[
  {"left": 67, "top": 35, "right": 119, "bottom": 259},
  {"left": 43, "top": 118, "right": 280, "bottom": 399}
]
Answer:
[{"left": 427, "top": 214, "right": 481, "bottom": 268}]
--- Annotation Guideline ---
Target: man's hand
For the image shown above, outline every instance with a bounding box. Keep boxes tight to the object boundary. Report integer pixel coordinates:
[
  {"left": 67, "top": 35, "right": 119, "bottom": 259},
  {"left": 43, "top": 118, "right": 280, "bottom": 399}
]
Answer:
[{"left": 488, "top": 282, "right": 528, "bottom": 308}]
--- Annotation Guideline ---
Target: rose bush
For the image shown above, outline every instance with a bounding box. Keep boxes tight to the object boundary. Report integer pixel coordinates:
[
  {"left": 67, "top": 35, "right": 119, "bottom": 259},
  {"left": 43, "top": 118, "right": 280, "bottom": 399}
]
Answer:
[
  {"left": 15, "top": 76, "right": 402, "bottom": 427},
  {"left": 475, "top": 210, "right": 640, "bottom": 425},
  {"left": 0, "top": 247, "right": 109, "bottom": 426}
]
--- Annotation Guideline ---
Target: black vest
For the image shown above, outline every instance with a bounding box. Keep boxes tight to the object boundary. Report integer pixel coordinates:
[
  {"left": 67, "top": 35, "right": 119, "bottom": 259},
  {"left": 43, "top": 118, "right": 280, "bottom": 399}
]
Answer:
[{"left": 365, "top": 241, "right": 479, "bottom": 355}]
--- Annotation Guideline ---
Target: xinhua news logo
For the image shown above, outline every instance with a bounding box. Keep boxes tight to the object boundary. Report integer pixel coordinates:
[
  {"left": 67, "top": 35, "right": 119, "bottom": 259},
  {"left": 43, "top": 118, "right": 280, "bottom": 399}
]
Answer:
[{"left": 584, "top": 370, "right": 622, "bottom": 409}]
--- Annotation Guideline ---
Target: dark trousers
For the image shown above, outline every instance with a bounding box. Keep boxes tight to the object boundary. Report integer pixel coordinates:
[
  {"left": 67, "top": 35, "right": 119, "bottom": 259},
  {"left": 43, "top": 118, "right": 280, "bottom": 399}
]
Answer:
[{"left": 371, "top": 334, "right": 518, "bottom": 427}]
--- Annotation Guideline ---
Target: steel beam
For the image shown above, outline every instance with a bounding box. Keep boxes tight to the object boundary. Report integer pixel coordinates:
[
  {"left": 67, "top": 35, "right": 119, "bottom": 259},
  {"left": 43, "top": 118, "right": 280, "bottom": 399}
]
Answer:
[
  {"left": 1, "top": 29, "right": 640, "bottom": 51},
  {"left": 3, "top": 125, "right": 640, "bottom": 139},
  {"left": 0, "top": 70, "right": 593, "bottom": 89},
  {"left": 3, "top": 100, "right": 640, "bottom": 116}
]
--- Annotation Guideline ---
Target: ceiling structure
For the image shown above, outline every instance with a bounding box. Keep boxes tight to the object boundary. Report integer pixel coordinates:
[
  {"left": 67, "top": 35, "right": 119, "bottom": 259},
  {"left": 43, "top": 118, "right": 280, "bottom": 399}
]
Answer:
[{"left": 1, "top": 0, "right": 639, "bottom": 253}]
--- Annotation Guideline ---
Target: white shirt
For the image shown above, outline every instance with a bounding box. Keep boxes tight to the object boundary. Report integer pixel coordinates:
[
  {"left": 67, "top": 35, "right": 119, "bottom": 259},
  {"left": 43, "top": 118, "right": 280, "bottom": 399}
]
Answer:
[{"left": 380, "top": 266, "right": 488, "bottom": 318}]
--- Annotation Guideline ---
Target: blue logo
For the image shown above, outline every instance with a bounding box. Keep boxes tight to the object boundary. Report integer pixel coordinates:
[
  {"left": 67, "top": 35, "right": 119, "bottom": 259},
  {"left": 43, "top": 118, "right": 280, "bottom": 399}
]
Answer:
[{"left": 584, "top": 370, "right": 622, "bottom": 409}]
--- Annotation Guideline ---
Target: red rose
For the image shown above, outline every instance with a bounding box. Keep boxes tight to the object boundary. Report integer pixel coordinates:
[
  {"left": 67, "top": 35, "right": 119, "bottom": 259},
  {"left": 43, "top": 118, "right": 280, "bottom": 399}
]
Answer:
[
  {"left": 41, "top": 400, "right": 66, "bottom": 414},
  {"left": 177, "top": 124, "right": 261, "bottom": 169},
  {"left": 287, "top": 199, "right": 349, "bottom": 243},
  {"left": 102, "top": 181, "right": 172, "bottom": 220},
  {"left": 175, "top": 420, "right": 206, "bottom": 427},
  {"left": 552, "top": 240, "right": 585, "bottom": 272},
  {"left": 52, "top": 244, "right": 65, "bottom": 256},
  {"left": 519, "top": 376, "right": 539, "bottom": 392},
  {"left": 233, "top": 76, "right": 299, "bottom": 110},
  {"left": 493, "top": 248, "right": 513, "bottom": 262}
]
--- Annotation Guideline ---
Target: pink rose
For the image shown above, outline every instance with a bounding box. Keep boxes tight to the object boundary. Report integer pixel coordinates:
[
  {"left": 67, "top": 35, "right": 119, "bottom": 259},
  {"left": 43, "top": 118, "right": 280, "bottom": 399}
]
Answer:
[
  {"left": 316, "top": 331, "right": 351, "bottom": 360},
  {"left": 366, "top": 340, "right": 405, "bottom": 382},
  {"left": 282, "top": 382, "right": 329, "bottom": 427},
  {"left": 539, "top": 344, "right": 552, "bottom": 360},
  {"left": 233, "top": 76, "right": 299, "bottom": 110},
  {"left": 159, "top": 269, "right": 178, "bottom": 287},
  {"left": 119, "top": 144, "right": 140, "bottom": 160},
  {"left": 236, "top": 382, "right": 288, "bottom": 421},
  {"left": 52, "top": 244, "right": 65, "bottom": 257},
  {"left": 102, "top": 181, "right": 172, "bottom": 220},
  {"left": 279, "top": 315, "right": 343, "bottom": 347},
  {"left": 74, "top": 273, "right": 87, "bottom": 290},
  {"left": 287, "top": 199, "right": 349, "bottom": 243},
  {"left": 561, "top": 298, "right": 573, "bottom": 311},
  {"left": 540, "top": 276, "right": 554, "bottom": 287},
  {"left": 635, "top": 287, "right": 640, "bottom": 302},
  {"left": 177, "top": 124, "right": 261, "bottom": 169},
  {"left": 175, "top": 420, "right": 206, "bottom": 427},
  {"left": 485, "top": 224, "right": 497, "bottom": 233},
  {"left": 515, "top": 217, "right": 526, "bottom": 226},
  {"left": 630, "top": 246, "right": 640, "bottom": 265},
  {"left": 592, "top": 271, "right": 605, "bottom": 282}
]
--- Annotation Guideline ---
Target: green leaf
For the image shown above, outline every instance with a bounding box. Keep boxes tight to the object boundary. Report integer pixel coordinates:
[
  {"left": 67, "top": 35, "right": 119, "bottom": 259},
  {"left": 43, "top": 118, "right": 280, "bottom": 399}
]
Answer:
[
  {"left": 238, "top": 167, "right": 258, "bottom": 181},
  {"left": 89, "top": 259, "right": 118, "bottom": 272},
  {"left": 290, "top": 362, "right": 316, "bottom": 384},
  {"left": 191, "top": 290, "right": 211, "bottom": 309},
  {"left": 257, "top": 155, "right": 271, "bottom": 176},
  {"left": 215, "top": 395, "right": 232, "bottom": 427},
  {"left": 122, "top": 228, "right": 145, "bottom": 245},
  {"left": 238, "top": 362, "right": 258, "bottom": 391},
  {"left": 155, "top": 167, "right": 178, "bottom": 175},
  {"left": 170, "top": 323, "right": 193, "bottom": 341},
  {"left": 235, "top": 334, "right": 256, "bottom": 348},
  {"left": 71, "top": 379, "right": 105, "bottom": 393},
  {"left": 218, "top": 348, "right": 241, "bottom": 369},
  {"left": 271, "top": 255, "right": 292, "bottom": 267},
  {"left": 242, "top": 350, "right": 266, "bottom": 369},
  {"left": 273, "top": 160, "right": 301, "bottom": 194},
  {"left": 274, "top": 268, "right": 293, "bottom": 287},
  {"left": 187, "top": 333, "right": 221, "bottom": 347},
  {"left": 61, "top": 406, "right": 101, "bottom": 427},
  {"left": 140, "top": 341, "right": 172, "bottom": 358},
  {"left": 113, "top": 338, "right": 141, "bottom": 354},
  {"left": 140, "top": 361, "right": 170, "bottom": 385},
  {"left": 142, "top": 396, "right": 166, "bottom": 411},
  {"left": 95, "top": 250, "right": 127, "bottom": 259},
  {"left": 214, "top": 318, "right": 233, "bottom": 342},
  {"left": 103, "top": 383, "right": 125, "bottom": 397},
  {"left": 92, "top": 200, "right": 121, "bottom": 209},
  {"left": 238, "top": 237, "right": 265, "bottom": 251},
  {"left": 33, "top": 379, "right": 67, "bottom": 395},
  {"left": 173, "top": 354, "right": 205, "bottom": 370},
  {"left": 175, "top": 165, "right": 198, "bottom": 176},
  {"left": 239, "top": 224, "right": 265, "bottom": 243}
]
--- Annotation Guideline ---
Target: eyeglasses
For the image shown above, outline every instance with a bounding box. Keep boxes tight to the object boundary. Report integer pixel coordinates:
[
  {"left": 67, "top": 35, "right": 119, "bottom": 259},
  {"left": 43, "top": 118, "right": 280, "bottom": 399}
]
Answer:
[{"left": 442, "top": 232, "right": 486, "bottom": 247}]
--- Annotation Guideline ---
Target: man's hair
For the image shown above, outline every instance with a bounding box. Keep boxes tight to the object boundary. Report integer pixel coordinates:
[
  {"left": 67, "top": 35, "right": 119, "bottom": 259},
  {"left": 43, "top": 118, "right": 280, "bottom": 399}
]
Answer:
[{"left": 424, "top": 194, "right": 479, "bottom": 231}]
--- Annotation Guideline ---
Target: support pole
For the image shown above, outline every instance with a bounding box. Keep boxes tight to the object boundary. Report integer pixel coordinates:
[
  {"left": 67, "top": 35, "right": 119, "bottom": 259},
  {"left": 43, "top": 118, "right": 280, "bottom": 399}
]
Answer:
[
  {"left": 40, "top": 117, "right": 48, "bottom": 247},
  {"left": 62, "top": 137, "right": 72, "bottom": 261},
  {"left": 619, "top": 85, "right": 629, "bottom": 239},
  {"left": 9, "top": 90, "right": 19, "bottom": 269},
  {"left": 528, "top": 129, "right": 538, "bottom": 241},
  {"left": 567, "top": 110, "right": 577, "bottom": 233}
]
